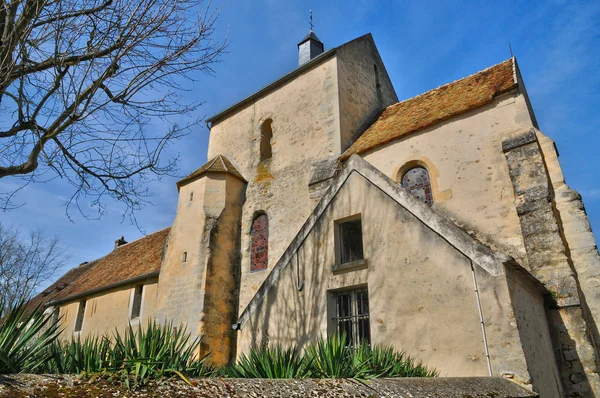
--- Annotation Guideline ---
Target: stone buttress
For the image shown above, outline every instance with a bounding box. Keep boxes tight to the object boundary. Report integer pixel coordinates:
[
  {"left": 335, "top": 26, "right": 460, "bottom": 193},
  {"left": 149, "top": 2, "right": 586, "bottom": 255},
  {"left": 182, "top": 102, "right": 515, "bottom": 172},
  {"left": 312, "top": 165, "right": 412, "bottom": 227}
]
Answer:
[{"left": 155, "top": 155, "right": 246, "bottom": 366}]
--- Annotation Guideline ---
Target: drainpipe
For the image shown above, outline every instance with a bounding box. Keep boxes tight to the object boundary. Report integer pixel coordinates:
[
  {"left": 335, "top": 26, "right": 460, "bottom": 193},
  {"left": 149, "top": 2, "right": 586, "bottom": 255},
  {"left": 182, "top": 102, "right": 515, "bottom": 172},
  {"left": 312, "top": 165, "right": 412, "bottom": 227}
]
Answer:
[{"left": 471, "top": 259, "right": 492, "bottom": 376}]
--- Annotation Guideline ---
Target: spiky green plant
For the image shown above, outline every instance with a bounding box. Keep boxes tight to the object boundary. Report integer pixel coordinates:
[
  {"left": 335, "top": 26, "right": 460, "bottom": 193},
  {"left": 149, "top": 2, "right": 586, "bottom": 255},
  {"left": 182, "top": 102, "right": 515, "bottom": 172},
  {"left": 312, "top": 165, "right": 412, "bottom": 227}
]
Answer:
[
  {"left": 42, "top": 335, "right": 112, "bottom": 374},
  {"left": 225, "top": 345, "right": 307, "bottom": 378},
  {"left": 110, "top": 321, "right": 207, "bottom": 389},
  {"left": 362, "top": 344, "right": 439, "bottom": 378},
  {"left": 38, "top": 321, "right": 213, "bottom": 390},
  {"left": 303, "top": 333, "right": 370, "bottom": 379},
  {"left": 0, "top": 300, "right": 62, "bottom": 373}
]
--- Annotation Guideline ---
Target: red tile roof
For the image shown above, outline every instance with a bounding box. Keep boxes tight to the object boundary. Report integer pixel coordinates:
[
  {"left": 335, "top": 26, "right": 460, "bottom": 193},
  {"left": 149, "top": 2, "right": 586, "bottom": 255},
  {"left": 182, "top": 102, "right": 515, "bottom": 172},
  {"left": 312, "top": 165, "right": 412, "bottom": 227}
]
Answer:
[
  {"left": 28, "top": 228, "right": 170, "bottom": 309},
  {"left": 340, "top": 58, "right": 517, "bottom": 160}
]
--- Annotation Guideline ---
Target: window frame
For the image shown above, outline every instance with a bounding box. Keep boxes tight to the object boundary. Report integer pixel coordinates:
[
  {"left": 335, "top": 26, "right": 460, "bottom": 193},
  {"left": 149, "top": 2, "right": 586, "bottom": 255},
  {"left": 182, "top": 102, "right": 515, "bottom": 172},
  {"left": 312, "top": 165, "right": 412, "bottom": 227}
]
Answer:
[
  {"left": 130, "top": 284, "right": 144, "bottom": 322},
  {"left": 259, "top": 119, "right": 273, "bottom": 162},
  {"left": 328, "top": 286, "right": 371, "bottom": 347},
  {"left": 334, "top": 214, "right": 366, "bottom": 270},
  {"left": 250, "top": 213, "right": 269, "bottom": 273},
  {"left": 74, "top": 300, "right": 86, "bottom": 333},
  {"left": 401, "top": 166, "right": 433, "bottom": 207}
]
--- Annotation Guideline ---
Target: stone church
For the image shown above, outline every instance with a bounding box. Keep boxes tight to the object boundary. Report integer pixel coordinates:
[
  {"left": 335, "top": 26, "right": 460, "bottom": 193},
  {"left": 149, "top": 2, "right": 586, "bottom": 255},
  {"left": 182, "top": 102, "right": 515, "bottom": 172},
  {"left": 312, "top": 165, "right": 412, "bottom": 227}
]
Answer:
[{"left": 30, "top": 31, "right": 600, "bottom": 397}]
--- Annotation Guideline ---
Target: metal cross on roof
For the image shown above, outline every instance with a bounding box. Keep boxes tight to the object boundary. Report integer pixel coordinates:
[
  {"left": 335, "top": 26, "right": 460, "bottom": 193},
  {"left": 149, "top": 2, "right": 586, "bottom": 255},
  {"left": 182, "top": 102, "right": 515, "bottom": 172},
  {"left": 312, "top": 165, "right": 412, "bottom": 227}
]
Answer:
[{"left": 309, "top": 10, "right": 313, "bottom": 30}]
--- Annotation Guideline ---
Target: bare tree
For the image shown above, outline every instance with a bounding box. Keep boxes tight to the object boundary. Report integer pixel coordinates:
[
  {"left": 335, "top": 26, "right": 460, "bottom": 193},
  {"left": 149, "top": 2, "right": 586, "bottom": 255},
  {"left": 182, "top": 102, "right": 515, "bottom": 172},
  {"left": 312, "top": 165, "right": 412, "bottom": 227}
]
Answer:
[
  {"left": 0, "top": 0, "right": 227, "bottom": 219},
  {"left": 0, "top": 223, "right": 67, "bottom": 315}
]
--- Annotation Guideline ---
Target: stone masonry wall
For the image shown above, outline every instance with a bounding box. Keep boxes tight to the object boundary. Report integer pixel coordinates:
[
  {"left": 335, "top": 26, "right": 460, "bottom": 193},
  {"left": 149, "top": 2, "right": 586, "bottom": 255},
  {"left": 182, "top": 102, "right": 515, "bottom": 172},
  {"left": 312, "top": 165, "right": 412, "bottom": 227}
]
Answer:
[{"left": 502, "top": 129, "right": 600, "bottom": 397}]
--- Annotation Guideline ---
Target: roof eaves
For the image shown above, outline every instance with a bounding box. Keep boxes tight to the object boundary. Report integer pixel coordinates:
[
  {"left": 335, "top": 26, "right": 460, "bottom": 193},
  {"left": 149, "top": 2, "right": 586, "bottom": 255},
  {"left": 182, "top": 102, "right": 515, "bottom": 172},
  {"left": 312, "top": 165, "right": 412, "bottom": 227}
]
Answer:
[{"left": 46, "top": 271, "right": 160, "bottom": 307}]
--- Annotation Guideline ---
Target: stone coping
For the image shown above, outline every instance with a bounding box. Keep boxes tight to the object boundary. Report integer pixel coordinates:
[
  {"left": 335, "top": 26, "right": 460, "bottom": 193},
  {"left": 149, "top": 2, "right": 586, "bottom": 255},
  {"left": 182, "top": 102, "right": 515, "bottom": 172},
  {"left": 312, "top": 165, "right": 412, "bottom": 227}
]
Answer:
[{"left": 0, "top": 375, "right": 537, "bottom": 397}]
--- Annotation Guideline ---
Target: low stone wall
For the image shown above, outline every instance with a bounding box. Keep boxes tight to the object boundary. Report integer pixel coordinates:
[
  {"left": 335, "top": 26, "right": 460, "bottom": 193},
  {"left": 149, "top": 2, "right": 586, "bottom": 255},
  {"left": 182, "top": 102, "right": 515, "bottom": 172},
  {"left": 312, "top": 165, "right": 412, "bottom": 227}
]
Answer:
[{"left": 0, "top": 375, "right": 537, "bottom": 397}]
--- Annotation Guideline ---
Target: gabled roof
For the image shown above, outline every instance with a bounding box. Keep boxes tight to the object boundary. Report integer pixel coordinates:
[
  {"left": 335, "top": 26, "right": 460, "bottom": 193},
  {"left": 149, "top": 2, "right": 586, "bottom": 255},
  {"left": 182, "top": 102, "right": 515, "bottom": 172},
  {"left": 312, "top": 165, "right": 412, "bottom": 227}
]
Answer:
[
  {"left": 30, "top": 228, "right": 170, "bottom": 308},
  {"left": 177, "top": 155, "right": 246, "bottom": 189},
  {"left": 237, "top": 155, "right": 532, "bottom": 328},
  {"left": 341, "top": 58, "right": 517, "bottom": 159}
]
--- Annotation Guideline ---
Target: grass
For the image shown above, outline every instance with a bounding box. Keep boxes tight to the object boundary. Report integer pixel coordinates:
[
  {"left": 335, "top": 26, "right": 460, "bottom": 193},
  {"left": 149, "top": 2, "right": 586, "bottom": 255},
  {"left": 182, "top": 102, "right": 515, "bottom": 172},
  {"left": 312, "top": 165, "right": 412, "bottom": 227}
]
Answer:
[{"left": 0, "top": 302, "right": 436, "bottom": 390}]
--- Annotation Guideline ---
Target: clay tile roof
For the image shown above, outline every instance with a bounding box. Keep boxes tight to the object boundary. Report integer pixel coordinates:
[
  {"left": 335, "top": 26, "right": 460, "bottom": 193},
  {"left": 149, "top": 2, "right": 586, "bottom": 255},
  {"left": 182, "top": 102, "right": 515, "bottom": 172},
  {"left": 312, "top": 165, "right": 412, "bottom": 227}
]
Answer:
[
  {"left": 28, "top": 228, "right": 170, "bottom": 309},
  {"left": 177, "top": 155, "right": 246, "bottom": 189},
  {"left": 340, "top": 58, "right": 517, "bottom": 160},
  {"left": 25, "top": 261, "right": 94, "bottom": 313}
]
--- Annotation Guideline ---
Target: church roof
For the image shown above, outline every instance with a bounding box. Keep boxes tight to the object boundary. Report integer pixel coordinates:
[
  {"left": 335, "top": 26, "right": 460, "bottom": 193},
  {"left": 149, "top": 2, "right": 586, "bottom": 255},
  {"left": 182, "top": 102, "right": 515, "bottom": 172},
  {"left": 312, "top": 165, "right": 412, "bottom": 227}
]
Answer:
[
  {"left": 177, "top": 155, "right": 246, "bottom": 189},
  {"left": 298, "top": 30, "right": 323, "bottom": 45},
  {"left": 29, "top": 228, "right": 170, "bottom": 309},
  {"left": 341, "top": 58, "right": 517, "bottom": 160}
]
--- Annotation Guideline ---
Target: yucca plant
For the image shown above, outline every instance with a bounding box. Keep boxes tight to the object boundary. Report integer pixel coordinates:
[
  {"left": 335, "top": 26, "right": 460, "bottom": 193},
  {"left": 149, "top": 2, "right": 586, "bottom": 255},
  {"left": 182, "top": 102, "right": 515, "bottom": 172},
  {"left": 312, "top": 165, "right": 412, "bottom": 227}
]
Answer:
[
  {"left": 362, "top": 344, "right": 438, "bottom": 378},
  {"left": 303, "top": 333, "right": 370, "bottom": 379},
  {"left": 0, "top": 300, "right": 62, "bottom": 373},
  {"left": 226, "top": 345, "right": 307, "bottom": 378},
  {"left": 110, "top": 321, "right": 208, "bottom": 390},
  {"left": 41, "top": 335, "right": 112, "bottom": 374}
]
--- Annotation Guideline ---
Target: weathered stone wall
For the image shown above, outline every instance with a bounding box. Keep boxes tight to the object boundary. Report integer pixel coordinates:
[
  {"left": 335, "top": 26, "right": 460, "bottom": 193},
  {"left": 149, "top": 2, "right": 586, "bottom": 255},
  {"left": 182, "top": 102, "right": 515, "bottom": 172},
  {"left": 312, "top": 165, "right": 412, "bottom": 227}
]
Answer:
[
  {"left": 155, "top": 177, "right": 209, "bottom": 335},
  {"left": 362, "top": 93, "right": 530, "bottom": 265},
  {"left": 336, "top": 34, "right": 398, "bottom": 151},
  {"left": 237, "top": 168, "right": 558, "bottom": 395},
  {"left": 502, "top": 129, "right": 600, "bottom": 396},
  {"left": 537, "top": 130, "right": 600, "bottom": 351},
  {"left": 207, "top": 56, "right": 341, "bottom": 314},
  {"left": 207, "top": 38, "right": 397, "bottom": 316},
  {"left": 198, "top": 174, "right": 246, "bottom": 365},
  {"left": 56, "top": 280, "right": 158, "bottom": 340},
  {"left": 0, "top": 375, "right": 539, "bottom": 398},
  {"left": 505, "top": 265, "right": 564, "bottom": 397},
  {"left": 155, "top": 172, "right": 245, "bottom": 367}
]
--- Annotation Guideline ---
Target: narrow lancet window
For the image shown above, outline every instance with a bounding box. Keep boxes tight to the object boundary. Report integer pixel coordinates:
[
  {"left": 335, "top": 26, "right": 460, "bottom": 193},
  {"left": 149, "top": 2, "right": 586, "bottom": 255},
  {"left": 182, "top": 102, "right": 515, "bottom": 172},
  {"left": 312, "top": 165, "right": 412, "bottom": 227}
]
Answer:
[
  {"left": 250, "top": 213, "right": 269, "bottom": 272},
  {"left": 260, "top": 119, "right": 273, "bottom": 161},
  {"left": 401, "top": 166, "right": 433, "bottom": 206}
]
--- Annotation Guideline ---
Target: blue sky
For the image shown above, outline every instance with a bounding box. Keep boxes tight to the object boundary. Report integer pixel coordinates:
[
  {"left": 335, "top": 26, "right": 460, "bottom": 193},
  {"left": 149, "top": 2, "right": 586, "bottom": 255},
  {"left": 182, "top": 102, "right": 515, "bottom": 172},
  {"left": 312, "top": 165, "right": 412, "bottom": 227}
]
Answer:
[{"left": 1, "top": 0, "right": 599, "bottom": 287}]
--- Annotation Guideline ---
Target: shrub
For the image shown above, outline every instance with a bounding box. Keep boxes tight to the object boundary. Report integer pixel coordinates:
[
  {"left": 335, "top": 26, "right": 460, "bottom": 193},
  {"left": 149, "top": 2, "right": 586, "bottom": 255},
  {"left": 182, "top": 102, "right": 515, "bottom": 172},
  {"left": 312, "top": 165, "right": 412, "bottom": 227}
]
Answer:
[{"left": 0, "top": 300, "right": 62, "bottom": 373}]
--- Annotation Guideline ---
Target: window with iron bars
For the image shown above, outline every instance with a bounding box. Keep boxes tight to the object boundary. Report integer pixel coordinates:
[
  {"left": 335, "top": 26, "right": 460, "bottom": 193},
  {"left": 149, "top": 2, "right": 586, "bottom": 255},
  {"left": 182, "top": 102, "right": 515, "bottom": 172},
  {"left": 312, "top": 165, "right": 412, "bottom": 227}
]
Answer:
[{"left": 331, "top": 287, "right": 371, "bottom": 347}]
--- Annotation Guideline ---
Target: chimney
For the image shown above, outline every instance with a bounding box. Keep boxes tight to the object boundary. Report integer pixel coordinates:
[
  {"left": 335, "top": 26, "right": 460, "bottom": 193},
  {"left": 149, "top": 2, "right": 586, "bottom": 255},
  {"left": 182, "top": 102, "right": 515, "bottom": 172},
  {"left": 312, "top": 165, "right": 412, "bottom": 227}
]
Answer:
[
  {"left": 298, "top": 30, "right": 324, "bottom": 66},
  {"left": 114, "top": 236, "right": 127, "bottom": 249}
]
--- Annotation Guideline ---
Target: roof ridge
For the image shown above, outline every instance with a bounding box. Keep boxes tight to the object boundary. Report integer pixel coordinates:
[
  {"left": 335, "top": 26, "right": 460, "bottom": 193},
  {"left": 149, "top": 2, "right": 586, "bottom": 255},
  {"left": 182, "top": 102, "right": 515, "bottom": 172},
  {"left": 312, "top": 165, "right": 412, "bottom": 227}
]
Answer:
[
  {"left": 112, "top": 227, "right": 171, "bottom": 250},
  {"left": 384, "top": 58, "right": 514, "bottom": 112}
]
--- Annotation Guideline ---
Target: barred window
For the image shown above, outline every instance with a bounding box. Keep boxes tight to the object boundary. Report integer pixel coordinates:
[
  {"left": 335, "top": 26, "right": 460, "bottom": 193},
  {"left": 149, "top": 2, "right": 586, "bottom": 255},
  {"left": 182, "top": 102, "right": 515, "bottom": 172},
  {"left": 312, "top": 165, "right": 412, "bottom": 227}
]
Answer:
[
  {"left": 401, "top": 166, "right": 433, "bottom": 206},
  {"left": 250, "top": 214, "right": 269, "bottom": 272},
  {"left": 332, "top": 288, "right": 370, "bottom": 347}
]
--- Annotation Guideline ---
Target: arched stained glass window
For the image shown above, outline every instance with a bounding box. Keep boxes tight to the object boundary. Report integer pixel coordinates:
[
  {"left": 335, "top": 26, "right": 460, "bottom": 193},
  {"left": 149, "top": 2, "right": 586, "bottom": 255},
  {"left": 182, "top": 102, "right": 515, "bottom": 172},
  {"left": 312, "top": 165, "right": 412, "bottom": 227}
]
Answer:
[
  {"left": 250, "top": 214, "right": 269, "bottom": 272},
  {"left": 401, "top": 167, "right": 433, "bottom": 207}
]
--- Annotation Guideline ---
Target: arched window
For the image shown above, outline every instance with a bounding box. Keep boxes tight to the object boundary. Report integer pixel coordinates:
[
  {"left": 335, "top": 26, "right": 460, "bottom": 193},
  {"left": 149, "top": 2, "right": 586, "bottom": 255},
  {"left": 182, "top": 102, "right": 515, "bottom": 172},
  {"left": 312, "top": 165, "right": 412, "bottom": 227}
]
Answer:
[
  {"left": 260, "top": 119, "right": 273, "bottom": 162},
  {"left": 401, "top": 167, "right": 433, "bottom": 207},
  {"left": 250, "top": 213, "right": 269, "bottom": 272}
]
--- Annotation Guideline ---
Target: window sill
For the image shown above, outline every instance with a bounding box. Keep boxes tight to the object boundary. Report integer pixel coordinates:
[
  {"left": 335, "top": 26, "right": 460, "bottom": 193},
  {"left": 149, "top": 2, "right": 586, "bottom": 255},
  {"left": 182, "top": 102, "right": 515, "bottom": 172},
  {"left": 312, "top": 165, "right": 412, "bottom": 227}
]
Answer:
[{"left": 331, "top": 258, "right": 368, "bottom": 273}]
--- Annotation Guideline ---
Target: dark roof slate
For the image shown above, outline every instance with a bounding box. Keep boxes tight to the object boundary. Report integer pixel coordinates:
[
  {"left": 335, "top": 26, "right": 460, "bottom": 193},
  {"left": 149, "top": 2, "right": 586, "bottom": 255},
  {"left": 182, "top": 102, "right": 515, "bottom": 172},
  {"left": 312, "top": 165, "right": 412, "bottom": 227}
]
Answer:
[{"left": 177, "top": 155, "right": 246, "bottom": 188}]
